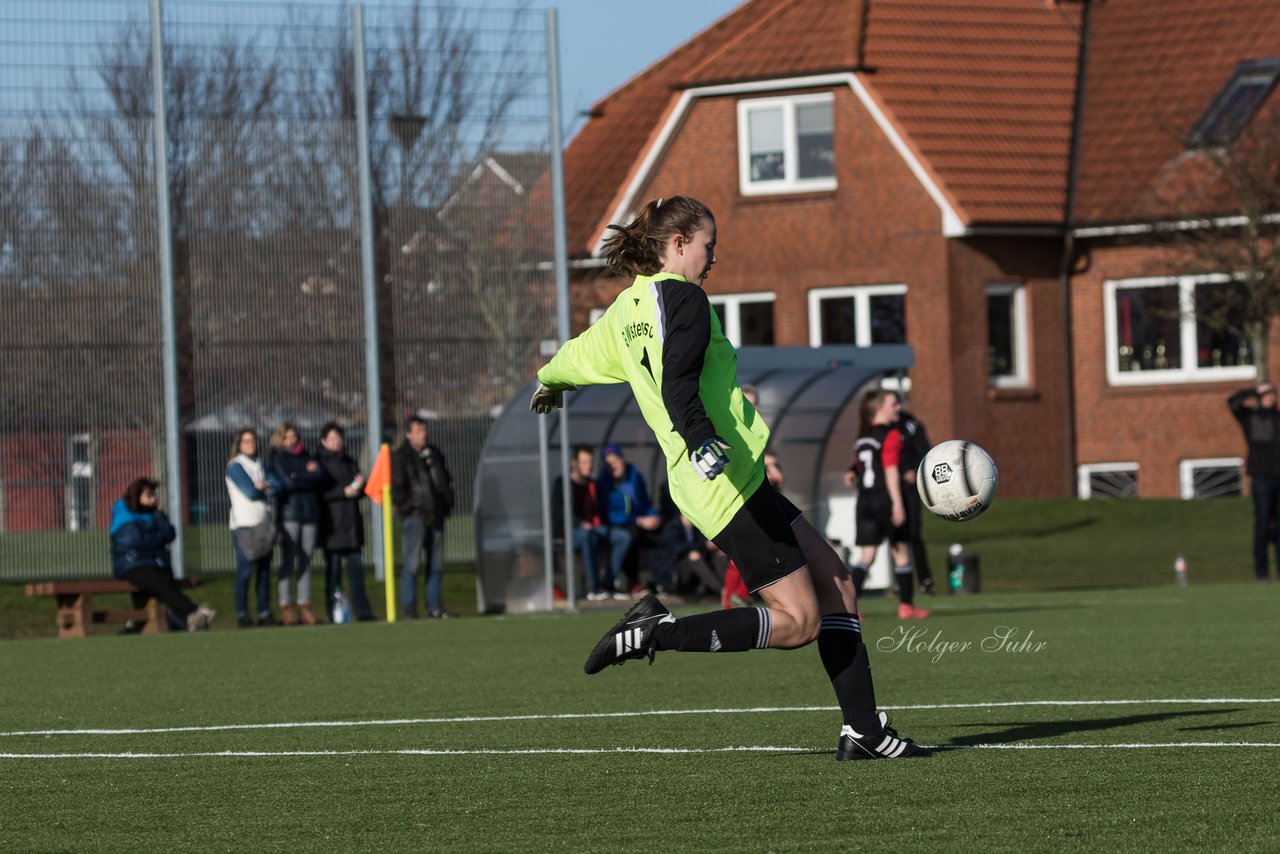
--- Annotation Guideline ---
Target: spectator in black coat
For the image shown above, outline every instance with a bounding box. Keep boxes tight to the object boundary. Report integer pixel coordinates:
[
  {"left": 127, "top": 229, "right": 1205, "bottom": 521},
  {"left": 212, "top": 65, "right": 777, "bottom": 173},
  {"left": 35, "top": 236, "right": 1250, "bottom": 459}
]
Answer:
[
  {"left": 391, "top": 415, "right": 456, "bottom": 618},
  {"left": 317, "top": 422, "right": 376, "bottom": 621},
  {"left": 1229, "top": 383, "right": 1280, "bottom": 581},
  {"left": 650, "top": 513, "right": 724, "bottom": 596},
  {"left": 109, "top": 477, "right": 214, "bottom": 632},
  {"left": 271, "top": 422, "right": 326, "bottom": 625}
]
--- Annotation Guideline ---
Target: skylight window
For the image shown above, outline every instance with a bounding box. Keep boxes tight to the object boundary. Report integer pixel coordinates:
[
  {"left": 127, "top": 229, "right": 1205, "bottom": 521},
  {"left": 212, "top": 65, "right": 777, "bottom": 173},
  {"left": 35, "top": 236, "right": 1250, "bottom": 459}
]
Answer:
[{"left": 1191, "top": 58, "right": 1280, "bottom": 146}]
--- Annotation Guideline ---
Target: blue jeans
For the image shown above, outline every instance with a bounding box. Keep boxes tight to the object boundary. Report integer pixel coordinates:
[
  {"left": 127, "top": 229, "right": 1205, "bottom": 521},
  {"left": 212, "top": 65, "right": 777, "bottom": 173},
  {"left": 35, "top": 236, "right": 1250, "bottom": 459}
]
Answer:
[
  {"left": 401, "top": 516, "right": 444, "bottom": 613},
  {"left": 325, "top": 549, "right": 375, "bottom": 620},
  {"left": 602, "top": 525, "right": 633, "bottom": 591},
  {"left": 233, "top": 531, "right": 273, "bottom": 619},
  {"left": 1251, "top": 475, "right": 1280, "bottom": 579},
  {"left": 572, "top": 526, "right": 603, "bottom": 593}
]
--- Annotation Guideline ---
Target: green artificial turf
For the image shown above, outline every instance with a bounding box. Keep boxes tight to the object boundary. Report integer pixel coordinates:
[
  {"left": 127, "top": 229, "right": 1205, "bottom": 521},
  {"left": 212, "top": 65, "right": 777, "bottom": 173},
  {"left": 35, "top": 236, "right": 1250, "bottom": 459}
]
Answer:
[{"left": 1, "top": 583, "right": 1277, "bottom": 851}]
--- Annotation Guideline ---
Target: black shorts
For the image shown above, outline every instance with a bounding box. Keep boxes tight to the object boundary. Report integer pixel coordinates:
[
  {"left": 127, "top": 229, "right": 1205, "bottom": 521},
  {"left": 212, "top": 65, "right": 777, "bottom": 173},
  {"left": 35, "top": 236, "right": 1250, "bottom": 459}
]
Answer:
[
  {"left": 855, "top": 492, "right": 910, "bottom": 547},
  {"left": 710, "top": 483, "right": 807, "bottom": 593}
]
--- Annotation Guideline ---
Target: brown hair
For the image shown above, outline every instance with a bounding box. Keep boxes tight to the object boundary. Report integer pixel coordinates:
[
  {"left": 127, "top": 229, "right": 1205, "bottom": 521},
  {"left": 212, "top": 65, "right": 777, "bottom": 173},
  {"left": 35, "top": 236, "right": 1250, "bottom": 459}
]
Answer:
[
  {"left": 228, "top": 428, "right": 258, "bottom": 462},
  {"left": 858, "top": 390, "right": 900, "bottom": 436},
  {"left": 123, "top": 477, "right": 158, "bottom": 513},
  {"left": 600, "top": 195, "right": 714, "bottom": 278}
]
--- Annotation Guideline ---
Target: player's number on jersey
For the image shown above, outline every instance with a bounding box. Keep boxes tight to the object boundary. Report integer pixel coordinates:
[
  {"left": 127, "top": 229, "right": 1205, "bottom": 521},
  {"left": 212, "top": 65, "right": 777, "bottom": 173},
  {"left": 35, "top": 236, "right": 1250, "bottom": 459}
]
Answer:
[{"left": 859, "top": 448, "right": 875, "bottom": 490}]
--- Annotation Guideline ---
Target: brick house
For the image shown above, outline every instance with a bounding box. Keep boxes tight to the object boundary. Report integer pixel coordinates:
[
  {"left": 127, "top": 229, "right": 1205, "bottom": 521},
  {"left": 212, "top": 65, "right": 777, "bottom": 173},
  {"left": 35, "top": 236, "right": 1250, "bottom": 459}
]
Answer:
[{"left": 557, "top": 0, "right": 1280, "bottom": 499}]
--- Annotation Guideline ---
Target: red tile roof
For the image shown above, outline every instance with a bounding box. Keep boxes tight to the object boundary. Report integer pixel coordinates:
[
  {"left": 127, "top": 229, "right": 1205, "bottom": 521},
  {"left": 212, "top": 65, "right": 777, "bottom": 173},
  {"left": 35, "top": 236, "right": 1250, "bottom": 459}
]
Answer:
[
  {"left": 1075, "top": 0, "right": 1280, "bottom": 224},
  {"left": 561, "top": 0, "right": 1277, "bottom": 251},
  {"left": 861, "top": 0, "right": 1081, "bottom": 225}
]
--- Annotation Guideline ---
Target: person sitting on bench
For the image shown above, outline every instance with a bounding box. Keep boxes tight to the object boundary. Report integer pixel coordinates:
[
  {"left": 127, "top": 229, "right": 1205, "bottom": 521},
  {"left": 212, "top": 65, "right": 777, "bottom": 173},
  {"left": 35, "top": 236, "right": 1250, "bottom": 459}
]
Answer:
[{"left": 109, "top": 477, "right": 215, "bottom": 632}]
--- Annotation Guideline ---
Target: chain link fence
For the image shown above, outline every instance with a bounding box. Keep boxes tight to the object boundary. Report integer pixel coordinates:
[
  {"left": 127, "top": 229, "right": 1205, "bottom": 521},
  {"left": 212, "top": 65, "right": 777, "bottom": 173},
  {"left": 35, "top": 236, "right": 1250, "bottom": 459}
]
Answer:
[{"left": 0, "top": 0, "right": 559, "bottom": 581}]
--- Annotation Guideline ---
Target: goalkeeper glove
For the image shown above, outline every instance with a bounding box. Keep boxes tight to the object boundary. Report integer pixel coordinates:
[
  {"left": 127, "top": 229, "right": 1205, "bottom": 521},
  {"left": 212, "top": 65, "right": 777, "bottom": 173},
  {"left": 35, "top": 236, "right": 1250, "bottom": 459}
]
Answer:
[
  {"left": 689, "top": 437, "right": 731, "bottom": 481},
  {"left": 529, "top": 382, "right": 574, "bottom": 415}
]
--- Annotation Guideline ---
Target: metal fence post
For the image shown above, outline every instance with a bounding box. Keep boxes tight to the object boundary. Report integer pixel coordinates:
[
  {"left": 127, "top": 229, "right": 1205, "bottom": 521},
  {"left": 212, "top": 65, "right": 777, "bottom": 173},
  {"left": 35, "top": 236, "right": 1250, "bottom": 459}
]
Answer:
[
  {"left": 545, "top": 8, "right": 575, "bottom": 607},
  {"left": 353, "top": 3, "right": 385, "bottom": 582},
  {"left": 150, "top": 0, "right": 184, "bottom": 577}
]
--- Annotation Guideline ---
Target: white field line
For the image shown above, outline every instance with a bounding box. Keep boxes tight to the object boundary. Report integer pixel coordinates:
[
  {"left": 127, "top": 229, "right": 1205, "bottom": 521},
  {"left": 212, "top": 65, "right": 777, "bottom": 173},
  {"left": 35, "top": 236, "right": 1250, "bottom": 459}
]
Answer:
[
  {"left": 1, "top": 697, "right": 1278, "bottom": 739},
  {"left": 3, "top": 742, "right": 1280, "bottom": 760}
]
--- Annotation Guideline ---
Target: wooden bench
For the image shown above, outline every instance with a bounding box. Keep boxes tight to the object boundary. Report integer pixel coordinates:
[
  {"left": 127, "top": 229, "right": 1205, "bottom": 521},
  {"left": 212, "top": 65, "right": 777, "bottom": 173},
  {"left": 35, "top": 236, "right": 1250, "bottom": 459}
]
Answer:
[{"left": 25, "top": 579, "right": 199, "bottom": 639}]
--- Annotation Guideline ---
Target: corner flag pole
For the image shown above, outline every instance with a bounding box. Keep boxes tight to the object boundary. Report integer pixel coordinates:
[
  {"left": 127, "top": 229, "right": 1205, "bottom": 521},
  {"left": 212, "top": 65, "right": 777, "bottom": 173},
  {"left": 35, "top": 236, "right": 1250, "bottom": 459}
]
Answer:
[
  {"left": 383, "top": 482, "right": 395, "bottom": 624},
  {"left": 363, "top": 443, "right": 396, "bottom": 624}
]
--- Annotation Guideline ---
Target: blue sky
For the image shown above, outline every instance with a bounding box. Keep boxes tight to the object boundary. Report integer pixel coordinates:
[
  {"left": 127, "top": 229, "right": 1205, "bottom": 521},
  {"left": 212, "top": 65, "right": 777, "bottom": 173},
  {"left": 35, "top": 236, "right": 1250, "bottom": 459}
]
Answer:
[{"left": 539, "top": 0, "right": 743, "bottom": 139}]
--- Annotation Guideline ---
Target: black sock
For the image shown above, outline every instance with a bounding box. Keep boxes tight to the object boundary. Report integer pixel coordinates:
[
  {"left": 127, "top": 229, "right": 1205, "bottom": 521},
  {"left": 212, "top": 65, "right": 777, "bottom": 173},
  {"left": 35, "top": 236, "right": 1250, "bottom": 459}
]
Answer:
[
  {"left": 895, "top": 563, "right": 914, "bottom": 605},
  {"left": 850, "top": 563, "right": 869, "bottom": 596},
  {"left": 817, "top": 613, "right": 881, "bottom": 734},
  {"left": 652, "top": 607, "right": 770, "bottom": 653}
]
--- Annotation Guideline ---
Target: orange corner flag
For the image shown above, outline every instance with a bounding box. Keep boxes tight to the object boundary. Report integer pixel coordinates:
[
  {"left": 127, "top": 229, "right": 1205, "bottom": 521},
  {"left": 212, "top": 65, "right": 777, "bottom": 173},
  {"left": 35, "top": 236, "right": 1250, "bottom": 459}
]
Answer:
[{"left": 364, "top": 444, "right": 392, "bottom": 506}]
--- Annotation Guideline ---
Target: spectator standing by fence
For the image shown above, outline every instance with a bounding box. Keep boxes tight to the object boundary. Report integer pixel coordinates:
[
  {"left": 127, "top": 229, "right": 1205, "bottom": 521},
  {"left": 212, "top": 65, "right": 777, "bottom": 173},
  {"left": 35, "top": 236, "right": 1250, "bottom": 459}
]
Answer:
[
  {"left": 227, "top": 429, "right": 278, "bottom": 627},
  {"left": 392, "top": 415, "right": 457, "bottom": 619},
  {"left": 110, "top": 477, "right": 214, "bottom": 632},
  {"left": 272, "top": 422, "right": 325, "bottom": 625},
  {"left": 316, "top": 422, "right": 376, "bottom": 622},
  {"left": 1229, "top": 382, "right": 1280, "bottom": 581}
]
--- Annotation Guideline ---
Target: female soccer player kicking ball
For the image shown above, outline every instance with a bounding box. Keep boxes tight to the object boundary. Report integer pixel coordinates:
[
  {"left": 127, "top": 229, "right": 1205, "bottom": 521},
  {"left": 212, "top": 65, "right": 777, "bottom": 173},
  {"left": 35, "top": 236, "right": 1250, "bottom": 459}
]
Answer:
[{"left": 531, "top": 196, "right": 929, "bottom": 760}]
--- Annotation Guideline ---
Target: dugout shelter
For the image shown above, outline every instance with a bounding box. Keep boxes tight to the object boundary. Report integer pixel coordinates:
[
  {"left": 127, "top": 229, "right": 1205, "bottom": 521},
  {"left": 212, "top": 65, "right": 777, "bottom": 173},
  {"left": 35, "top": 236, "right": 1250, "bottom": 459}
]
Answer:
[{"left": 474, "top": 344, "right": 914, "bottom": 613}]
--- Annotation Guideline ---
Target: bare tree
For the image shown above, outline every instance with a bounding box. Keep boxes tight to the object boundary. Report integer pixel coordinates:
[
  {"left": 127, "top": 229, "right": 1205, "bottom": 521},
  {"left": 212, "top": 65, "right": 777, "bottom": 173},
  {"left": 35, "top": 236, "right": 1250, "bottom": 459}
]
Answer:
[{"left": 1146, "top": 108, "right": 1280, "bottom": 382}]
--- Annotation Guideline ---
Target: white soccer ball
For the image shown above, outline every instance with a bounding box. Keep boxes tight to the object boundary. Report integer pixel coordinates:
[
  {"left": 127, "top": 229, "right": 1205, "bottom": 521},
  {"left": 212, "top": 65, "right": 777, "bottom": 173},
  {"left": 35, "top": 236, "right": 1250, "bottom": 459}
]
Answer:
[{"left": 917, "top": 440, "right": 998, "bottom": 522}]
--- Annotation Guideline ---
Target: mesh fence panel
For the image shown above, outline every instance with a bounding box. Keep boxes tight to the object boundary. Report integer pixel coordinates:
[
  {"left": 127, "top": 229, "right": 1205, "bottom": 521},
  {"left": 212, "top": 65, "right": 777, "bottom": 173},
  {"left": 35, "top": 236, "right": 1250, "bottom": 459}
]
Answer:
[{"left": 0, "top": 0, "right": 555, "bottom": 581}]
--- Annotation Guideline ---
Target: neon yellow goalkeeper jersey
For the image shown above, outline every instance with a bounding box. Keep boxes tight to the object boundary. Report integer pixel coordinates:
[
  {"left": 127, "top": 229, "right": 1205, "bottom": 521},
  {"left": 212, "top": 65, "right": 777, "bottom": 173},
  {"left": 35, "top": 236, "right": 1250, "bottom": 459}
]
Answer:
[{"left": 538, "top": 273, "right": 768, "bottom": 537}]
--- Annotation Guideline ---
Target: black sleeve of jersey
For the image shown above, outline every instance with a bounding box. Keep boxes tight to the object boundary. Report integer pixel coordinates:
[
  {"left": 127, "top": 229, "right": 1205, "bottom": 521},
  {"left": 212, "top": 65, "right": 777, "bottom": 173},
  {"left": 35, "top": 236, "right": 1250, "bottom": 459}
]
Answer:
[{"left": 658, "top": 279, "right": 717, "bottom": 453}]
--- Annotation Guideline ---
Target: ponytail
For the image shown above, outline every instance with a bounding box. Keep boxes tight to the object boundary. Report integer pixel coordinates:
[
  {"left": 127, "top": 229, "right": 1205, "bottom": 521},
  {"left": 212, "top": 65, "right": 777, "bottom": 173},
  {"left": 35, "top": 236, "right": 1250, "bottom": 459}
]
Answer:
[{"left": 601, "top": 195, "right": 713, "bottom": 278}]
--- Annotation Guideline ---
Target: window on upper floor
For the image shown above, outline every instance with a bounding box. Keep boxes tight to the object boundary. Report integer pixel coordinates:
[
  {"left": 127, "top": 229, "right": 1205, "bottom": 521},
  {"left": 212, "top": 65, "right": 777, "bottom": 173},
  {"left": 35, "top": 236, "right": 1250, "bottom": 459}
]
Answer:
[
  {"left": 807, "top": 284, "right": 906, "bottom": 347},
  {"left": 738, "top": 94, "right": 835, "bottom": 195},
  {"left": 709, "top": 292, "right": 775, "bottom": 347},
  {"left": 987, "top": 283, "right": 1029, "bottom": 388},
  {"left": 1190, "top": 59, "right": 1280, "bottom": 147},
  {"left": 1104, "top": 274, "right": 1256, "bottom": 386}
]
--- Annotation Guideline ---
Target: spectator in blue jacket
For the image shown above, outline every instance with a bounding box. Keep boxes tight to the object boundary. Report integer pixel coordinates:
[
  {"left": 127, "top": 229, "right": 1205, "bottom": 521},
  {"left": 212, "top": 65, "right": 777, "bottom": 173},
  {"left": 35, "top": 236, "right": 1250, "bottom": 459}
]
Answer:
[
  {"left": 271, "top": 422, "right": 326, "bottom": 625},
  {"left": 109, "top": 477, "right": 214, "bottom": 632},
  {"left": 596, "top": 444, "right": 661, "bottom": 597}
]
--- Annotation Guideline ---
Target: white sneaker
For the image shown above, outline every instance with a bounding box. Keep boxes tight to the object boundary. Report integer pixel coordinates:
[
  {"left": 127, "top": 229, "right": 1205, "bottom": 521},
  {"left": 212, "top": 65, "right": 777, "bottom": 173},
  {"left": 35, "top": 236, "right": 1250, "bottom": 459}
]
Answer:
[
  {"left": 187, "top": 604, "right": 216, "bottom": 632},
  {"left": 586, "top": 591, "right": 609, "bottom": 602}
]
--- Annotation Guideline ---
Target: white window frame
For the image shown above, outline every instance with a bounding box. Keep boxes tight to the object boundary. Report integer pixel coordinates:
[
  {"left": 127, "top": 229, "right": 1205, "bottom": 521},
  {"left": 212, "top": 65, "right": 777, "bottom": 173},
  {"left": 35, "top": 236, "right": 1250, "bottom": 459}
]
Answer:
[
  {"left": 708, "top": 291, "right": 776, "bottom": 348},
  {"left": 737, "top": 93, "right": 837, "bottom": 196},
  {"left": 1077, "top": 462, "right": 1139, "bottom": 499},
  {"left": 807, "top": 284, "right": 907, "bottom": 346},
  {"left": 987, "top": 283, "right": 1030, "bottom": 388},
  {"left": 1103, "top": 273, "right": 1257, "bottom": 386},
  {"left": 1178, "top": 457, "right": 1244, "bottom": 499}
]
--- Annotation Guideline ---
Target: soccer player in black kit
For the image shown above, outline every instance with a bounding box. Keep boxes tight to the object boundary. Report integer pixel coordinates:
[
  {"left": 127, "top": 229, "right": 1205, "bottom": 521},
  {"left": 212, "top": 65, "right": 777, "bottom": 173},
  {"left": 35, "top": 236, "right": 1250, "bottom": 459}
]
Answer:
[{"left": 843, "top": 390, "right": 931, "bottom": 619}]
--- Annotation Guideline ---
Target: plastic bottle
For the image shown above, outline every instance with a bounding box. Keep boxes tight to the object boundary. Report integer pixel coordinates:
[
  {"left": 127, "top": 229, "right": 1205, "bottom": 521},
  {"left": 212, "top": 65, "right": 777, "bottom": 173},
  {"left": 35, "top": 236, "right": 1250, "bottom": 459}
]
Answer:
[
  {"left": 948, "top": 543, "right": 964, "bottom": 592},
  {"left": 1174, "top": 554, "right": 1188, "bottom": 587},
  {"left": 332, "top": 590, "right": 351, "bottom": 624}
]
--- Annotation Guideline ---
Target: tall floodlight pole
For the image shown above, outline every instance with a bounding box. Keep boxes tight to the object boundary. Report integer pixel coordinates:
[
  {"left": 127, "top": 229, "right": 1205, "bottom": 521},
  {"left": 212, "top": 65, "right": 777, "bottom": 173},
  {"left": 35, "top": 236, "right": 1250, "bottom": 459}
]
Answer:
[
  {"left": 150, "top": 0, "right": 184, "bottom": 577},
  {"left": 545, "top": 8, "right": 576, "bottom": 608},
  {"left": 353, "top": 4, "right": 386, "bottom": 581}
]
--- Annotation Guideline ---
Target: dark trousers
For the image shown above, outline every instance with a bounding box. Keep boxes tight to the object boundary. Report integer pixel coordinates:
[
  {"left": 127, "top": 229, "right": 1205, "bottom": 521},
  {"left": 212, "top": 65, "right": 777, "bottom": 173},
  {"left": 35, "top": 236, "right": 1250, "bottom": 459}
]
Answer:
[
  {"left": 1251, "top": 475, "right": 1280, "bottom": 579},
  {"left": 325, "top": 549, "right": 375, "bottom": 620},
  {"left": 903, "top": 489, "right": 934, "bottom": 584},
  {"left": 122, "top": 565, "right": 198, "bottom": 619}
]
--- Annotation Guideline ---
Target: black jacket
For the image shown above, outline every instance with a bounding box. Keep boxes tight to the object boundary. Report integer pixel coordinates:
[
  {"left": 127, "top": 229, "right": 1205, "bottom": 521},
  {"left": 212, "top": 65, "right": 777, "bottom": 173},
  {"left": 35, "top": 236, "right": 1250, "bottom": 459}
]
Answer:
[
  {"left": 272, "top": 445, "right": 326, "bottom": 523},
  {"left": 391, "top": 441, "right": 455, "bottom": 525},
  {"left": 317, "top": 447, "right": 365, "bottom": 551},
  {"left": 898, "top": 411, "right": 932, "bottom": 475},
  {"left": 1229, "top": 389, "right": 1280, "bottom": 478}
]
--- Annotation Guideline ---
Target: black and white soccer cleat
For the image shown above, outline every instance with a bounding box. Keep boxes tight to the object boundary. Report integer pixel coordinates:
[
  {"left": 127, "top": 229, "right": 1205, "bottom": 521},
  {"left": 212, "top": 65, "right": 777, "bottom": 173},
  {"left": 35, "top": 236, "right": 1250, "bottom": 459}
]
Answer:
[
  {"left": 836, "top": 711, "right": 932, "bottom": 760},
  {"left": 584, "top": 594, "right": 675, "bottom": 675}
]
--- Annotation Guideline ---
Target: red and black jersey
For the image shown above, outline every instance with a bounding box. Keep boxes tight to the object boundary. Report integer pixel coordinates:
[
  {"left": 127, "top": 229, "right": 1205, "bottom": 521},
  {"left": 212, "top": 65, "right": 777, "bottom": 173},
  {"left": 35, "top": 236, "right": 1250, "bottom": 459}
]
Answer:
[{"left": 851, "top": 424, "right": 903, "bottom": 495}]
